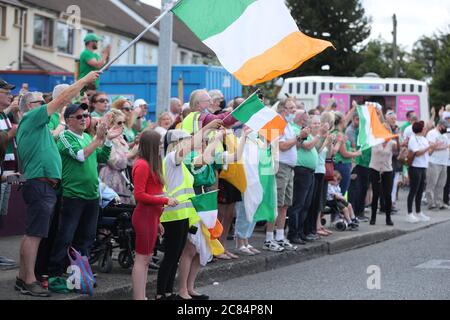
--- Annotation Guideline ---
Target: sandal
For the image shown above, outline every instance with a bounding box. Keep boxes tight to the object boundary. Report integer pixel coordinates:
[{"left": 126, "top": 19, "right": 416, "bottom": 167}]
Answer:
[
  {"left": 237, "top": 246, "right": 254, "bottom": 256},
  {"left": 246, "top": 245, "right": 261, "bottom": 254},
  {"left": 215, "top": 253, "right": 232, "bottom": 260},
  {"left": 225, "top": 251, "right": 239, "bottom": 259}
]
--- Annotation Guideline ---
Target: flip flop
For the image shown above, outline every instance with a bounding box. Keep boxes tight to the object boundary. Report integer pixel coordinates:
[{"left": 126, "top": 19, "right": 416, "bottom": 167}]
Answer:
[
  {"left": 225, "top": 251, "right": 239, "bottom": 259},
  {"left": 215, "top": 253, "right": 232, "bottom": 260}
]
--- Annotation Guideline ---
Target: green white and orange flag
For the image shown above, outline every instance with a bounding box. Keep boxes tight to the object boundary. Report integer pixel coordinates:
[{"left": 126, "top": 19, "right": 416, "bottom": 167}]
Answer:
[
  {"left": 190, "top": 190, "right": 218, "bottom": 229},
  {"left": 357, "top": 102, "right": 398, "bottom": 150},
  {"left": 172, "top": 0, "right": 333, "bottom": 85},
  {"left": 231, "top": 92, "right": 286, "bottom": 142}
]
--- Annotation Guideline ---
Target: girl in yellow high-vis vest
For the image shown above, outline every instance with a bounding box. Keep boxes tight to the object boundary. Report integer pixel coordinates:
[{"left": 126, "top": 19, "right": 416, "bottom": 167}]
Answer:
[{"left": 155, "top": 120, "right": 223, "bottom": 300}]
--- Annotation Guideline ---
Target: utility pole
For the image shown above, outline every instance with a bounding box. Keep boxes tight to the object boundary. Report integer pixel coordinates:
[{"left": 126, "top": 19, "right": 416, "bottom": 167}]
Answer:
[
  {"left": 156, "top": 0, "right": 174, "bottom": 117},
  {"left": 392, "top": 14, "right": 399, "bottom": 78}
]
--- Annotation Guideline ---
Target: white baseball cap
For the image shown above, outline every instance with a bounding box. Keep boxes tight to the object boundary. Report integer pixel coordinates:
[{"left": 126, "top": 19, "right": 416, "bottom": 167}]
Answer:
[{"left": 133, "top": 99, "right": 148, "bottom": 109}]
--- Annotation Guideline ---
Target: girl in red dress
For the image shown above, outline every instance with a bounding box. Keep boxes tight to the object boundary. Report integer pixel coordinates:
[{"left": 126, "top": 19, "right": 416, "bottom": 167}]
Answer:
[{"left": 131, "top": 130, "right": 177, "bottom": 300}]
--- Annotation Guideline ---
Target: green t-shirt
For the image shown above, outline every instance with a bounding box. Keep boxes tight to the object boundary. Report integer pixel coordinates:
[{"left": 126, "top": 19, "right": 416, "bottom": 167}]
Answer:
[
  {"left": 17, "top": 105, "right": 62, "bottom": 180},
  {"left": 79, "top": 49, "right": 100, "bottom": 88},
  {"left": 400, "top": 121, "right": 411, "bottom": 132},
  {"left": 90, "top": 111, "right": 105, "bottom": 118},
  {"left": 123, "top": 127, "right": 136, "bottom": 143},
  {"left": 57, "top": 130, "right": 111, "bottom": 200},
  {"left": 297, "top": 134, "right": 319, "bottom": 170},
  {"left": 333, "top": 129, "right": 353, "bottom": 164},
  {"left": 48, "top": 112, "right": 60, "bottom": 131}
]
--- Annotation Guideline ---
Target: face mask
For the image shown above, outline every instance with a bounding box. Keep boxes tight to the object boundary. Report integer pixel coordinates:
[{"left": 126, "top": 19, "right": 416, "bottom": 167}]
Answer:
[
  {"left": 286, "top": 114, "right": 294, "bottom": 123},
  {"left": 219, "top": 100, "right": 226, "bottom": 109}
]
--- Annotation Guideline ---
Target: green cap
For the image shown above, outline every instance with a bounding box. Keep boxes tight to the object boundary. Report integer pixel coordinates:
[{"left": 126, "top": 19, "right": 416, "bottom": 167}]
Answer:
[{"left": 84, "top": 33, "right": 102, "bottom": 43}]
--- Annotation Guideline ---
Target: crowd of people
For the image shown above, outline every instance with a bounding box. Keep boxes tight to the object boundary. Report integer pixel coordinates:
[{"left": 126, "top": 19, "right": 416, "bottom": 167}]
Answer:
[{"left": 0, "top": 71, "right": 449, "bottom": 300}]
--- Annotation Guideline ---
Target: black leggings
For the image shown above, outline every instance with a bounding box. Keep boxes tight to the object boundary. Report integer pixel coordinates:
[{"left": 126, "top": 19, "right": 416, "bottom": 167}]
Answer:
[
  {"left": 444, "top": 166, "right": 450, "bottom": 205},
  {"left": 157, "top": 218, "right": 189, "bottom": 295},
  {"left": 370, "top": 169, "right": 393, "bottom": 220},
  {"left": 407, "top": 167, "right": 426, "bottom": 214}
]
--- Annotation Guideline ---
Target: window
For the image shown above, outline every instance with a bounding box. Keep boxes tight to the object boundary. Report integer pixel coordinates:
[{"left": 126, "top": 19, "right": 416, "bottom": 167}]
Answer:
[
  {"left": 304, "top": 82, "right": 309, "bottom": 94},
  {"left": 179, "top": 51, "right": 187, "bottom": 64},
  {"left": 80, "top": 28, "right": 93, "bottom": 49},
  {"left": 116, "top": 38, "right": 131, "bottom": 64},
  {"left": 23, "top": 12, "right": 27, "bottom": 43},
  {"left": 402, "top": 84, "right": 406, "bottom": 92},
  {"left": 56, "top": 22, "right": 74, "bottom": 54},
  {"left": 410, "top": 84, "right": 414, "bottom": 92},
  {"left": 0, "top": 6, "right": 6, "bottom": 37},
  {"left": 289, "top": 83, "right": 293, "bottom": 94},
  {"left": 321, "top": 83, "right": 325, "bottom": 91},
  {"left": 297, "top": 83, "right": 301, "bottom": 94},
  {"left": 14, "top": 9, "right": 19, "bottom": 26},
  {"left": 192, "top": 54, "right": 201, "bottom": 64},
  {"left": 313, "top": 82, "right": 317, "bottom": 95},
  {"left": 34, "top": 15, "right": 54, "bottom": 47},
  {"left": 136, "top": 43, "right": 151, "bottom": 64},
  {"left": 386, "top": 84, "right": 390, "bottom": 92}
]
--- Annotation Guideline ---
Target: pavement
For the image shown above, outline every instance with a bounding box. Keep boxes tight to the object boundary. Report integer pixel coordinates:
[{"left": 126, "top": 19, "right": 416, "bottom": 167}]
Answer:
[{"left": 0, "top": 190, "right": 449, "bottom": 300}]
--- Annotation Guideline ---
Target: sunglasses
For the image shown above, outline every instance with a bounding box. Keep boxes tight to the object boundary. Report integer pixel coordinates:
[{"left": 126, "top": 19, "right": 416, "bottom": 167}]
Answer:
[
  {"left": 30, "top": 100, "right": 45, "bottom": 105},
  {"left": 0, "top": 90, "right": 12, "bottom": 95},
  {"left": 70, "top": 113, "right": 90, "bottom": 120},
  {"left": 117, "top": 121, "right": 125, "bottom": 126},
  {"left": 95, "top": 99, "right": 109, "bottom": 104},
  {"left": 122, "top": 107, "right": 131, "bottom": 112}
]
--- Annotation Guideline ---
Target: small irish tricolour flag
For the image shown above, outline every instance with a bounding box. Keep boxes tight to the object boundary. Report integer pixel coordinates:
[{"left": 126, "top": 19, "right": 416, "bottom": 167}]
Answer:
[
  {"left": 357, "top": 102, "right": 398, "bottom": 150},
  {"left": 231, "top": 92, "right": 286, "bottom": 142},
  {"left": 172, "top": 0, "right": 333, "bottom": 85},
  {"left": 190, "top": 190, "right": 219, "bottom": 229}
]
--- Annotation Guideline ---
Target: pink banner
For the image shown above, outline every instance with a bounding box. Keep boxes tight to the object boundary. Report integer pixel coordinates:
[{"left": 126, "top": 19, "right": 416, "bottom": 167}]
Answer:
[
  {"left": 397, "top": 96, "right": 420, "bottom": 121},
  {"left": 320, "top": 94, "right": 350, "bottom": 113}
]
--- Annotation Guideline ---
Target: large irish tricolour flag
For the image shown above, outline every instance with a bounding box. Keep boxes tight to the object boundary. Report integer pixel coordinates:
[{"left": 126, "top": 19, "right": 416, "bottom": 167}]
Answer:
[
  {"left": 172, "top": 0, "right": 333, "bottom": 85},
  {"left": 357, "top": 103, "right": 398, "bottom": 150}
]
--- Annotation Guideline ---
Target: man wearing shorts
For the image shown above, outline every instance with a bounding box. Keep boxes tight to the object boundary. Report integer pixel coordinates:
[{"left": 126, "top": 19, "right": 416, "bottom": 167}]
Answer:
[
  {"left": 263, "top": 99, "right": 299, "bottom": 252},
  {"left": 15, "top": 72, "right": 99, "bottom": 297}
]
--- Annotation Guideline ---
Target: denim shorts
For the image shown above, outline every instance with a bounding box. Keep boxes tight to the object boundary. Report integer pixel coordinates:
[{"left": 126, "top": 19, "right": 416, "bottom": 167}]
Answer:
[{"left": 22, "top": 179, "right": 58, "bottom": 238}]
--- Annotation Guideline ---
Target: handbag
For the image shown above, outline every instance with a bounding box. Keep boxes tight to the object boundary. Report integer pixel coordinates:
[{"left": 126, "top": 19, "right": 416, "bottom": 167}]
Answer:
[
  {"left": 324, "top": 159, "right": 335, "bottom": 181},
  {"left": 66, "top": 247, "right": 96, "bottom": 296}
]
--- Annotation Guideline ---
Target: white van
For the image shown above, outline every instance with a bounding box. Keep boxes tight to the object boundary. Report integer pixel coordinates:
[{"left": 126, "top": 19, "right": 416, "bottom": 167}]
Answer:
[{"left": 278, "top": 75, "right": 430, "bottom": 122}]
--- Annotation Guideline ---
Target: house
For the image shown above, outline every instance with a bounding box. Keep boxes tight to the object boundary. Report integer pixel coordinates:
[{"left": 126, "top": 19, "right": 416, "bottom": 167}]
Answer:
[{"left": 0, "top": 0, "right": 214, "bottom": 73}]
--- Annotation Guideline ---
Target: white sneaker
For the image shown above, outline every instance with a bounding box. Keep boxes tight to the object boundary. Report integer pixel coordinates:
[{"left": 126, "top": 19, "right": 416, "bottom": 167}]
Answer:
[
  {"left": 406, "top": 214, "right": 419, "bottom": 224},
  {"left": 416, "top": 212, "right": 431, "bottom": 222}
]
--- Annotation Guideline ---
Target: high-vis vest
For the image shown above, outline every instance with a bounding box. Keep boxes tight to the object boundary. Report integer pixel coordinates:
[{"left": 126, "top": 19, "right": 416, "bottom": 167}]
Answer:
[
  {"left": 181, "top": 112, "right": 201, "bottom": 134},
  {"left": 161, "top": 155, "right": 200, "bottom": 227}
]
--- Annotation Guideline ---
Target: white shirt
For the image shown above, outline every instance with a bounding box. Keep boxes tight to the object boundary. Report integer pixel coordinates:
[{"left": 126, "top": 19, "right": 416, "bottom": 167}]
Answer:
[
  {"left": 426, "top": 129, "right": 449, "bottom": 166},
  {"left": 408, "top": 134, "right": 430, "bottom": 168},
  {"left": 327, "top": 183, "right": 342, "bottom": 201},
  {"left": 315, "top": 147, "right": 328, "bottom": 174},
  {"left": 278, "top": 123, "right": 297, "bottom": 167},
  {"left": 403, "top": 125, "right": 413, "bottom": 140},
  {"left": 370, "top": 141, "right": 395, "bottom": 172}
]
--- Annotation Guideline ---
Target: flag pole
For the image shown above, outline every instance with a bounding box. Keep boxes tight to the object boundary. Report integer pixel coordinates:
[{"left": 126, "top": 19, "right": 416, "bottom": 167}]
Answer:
[
  {"left": 221, "top": 88, "right": 261, "bottom": 122},
  {"left": 100, "top": 0, "right": 182, "bottom": 72}
]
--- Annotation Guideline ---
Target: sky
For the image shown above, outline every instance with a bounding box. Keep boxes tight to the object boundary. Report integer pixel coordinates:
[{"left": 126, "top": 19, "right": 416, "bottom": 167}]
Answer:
[{"left": 141, "top": 0, "right": 450, "bottom": 51}]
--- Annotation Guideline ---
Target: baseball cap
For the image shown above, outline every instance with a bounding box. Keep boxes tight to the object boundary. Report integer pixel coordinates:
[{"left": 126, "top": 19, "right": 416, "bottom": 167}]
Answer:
[
  {"left": 133, "top": 99, "right": 148, "bottom": 109},
  {"left": 166, "top": 129, "right": 190, "bottom": 143},
  {"left": 64, "top": 103, "right": 89, "bottom": 119},
  {"left": 0, "top": 78, "right": 15, "bottom": 90},
  {"left": 52, "top": 84, "right": 70, "bottom": 100},
  {"left": 84, "top": 33, "right": 102, "bottom": 43}
]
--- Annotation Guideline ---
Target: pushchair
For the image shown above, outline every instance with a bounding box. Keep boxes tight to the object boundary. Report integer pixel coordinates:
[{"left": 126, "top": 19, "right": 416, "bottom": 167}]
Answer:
[
  {"left": 89, "top": 174, "right": 136, "bottom": 273},
  {"left": 89, "top": 202, "right": 136, "bottom": 273}
]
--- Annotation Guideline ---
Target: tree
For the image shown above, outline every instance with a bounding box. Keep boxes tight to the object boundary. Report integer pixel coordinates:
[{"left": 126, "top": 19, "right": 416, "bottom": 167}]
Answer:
[
  {"left": 286, "top": 0, "right": 371, "bottom": 76},
  {"left": 355, "top": 38, "right": 426, "bottom": 80},
  {"left": 430, "top": 31, "right": 450, "bottom": 106}
]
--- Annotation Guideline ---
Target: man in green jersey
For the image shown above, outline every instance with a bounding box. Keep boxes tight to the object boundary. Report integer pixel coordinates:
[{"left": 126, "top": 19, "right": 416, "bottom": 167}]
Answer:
[
  {"left": 16, "top": 72, "right": 100, "bottom": 297},
  {"left": 48, "top": 103, "right": 122, "bottom": 277}
]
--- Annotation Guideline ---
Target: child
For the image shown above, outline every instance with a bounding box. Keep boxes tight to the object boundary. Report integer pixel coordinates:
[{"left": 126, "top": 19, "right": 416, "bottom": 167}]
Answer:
[
  {"left": 327, "top": 171, "right": 359, "bottom": 230},
  {"left": 131, "top": 130, "right": 178, "bottom": 300}
]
